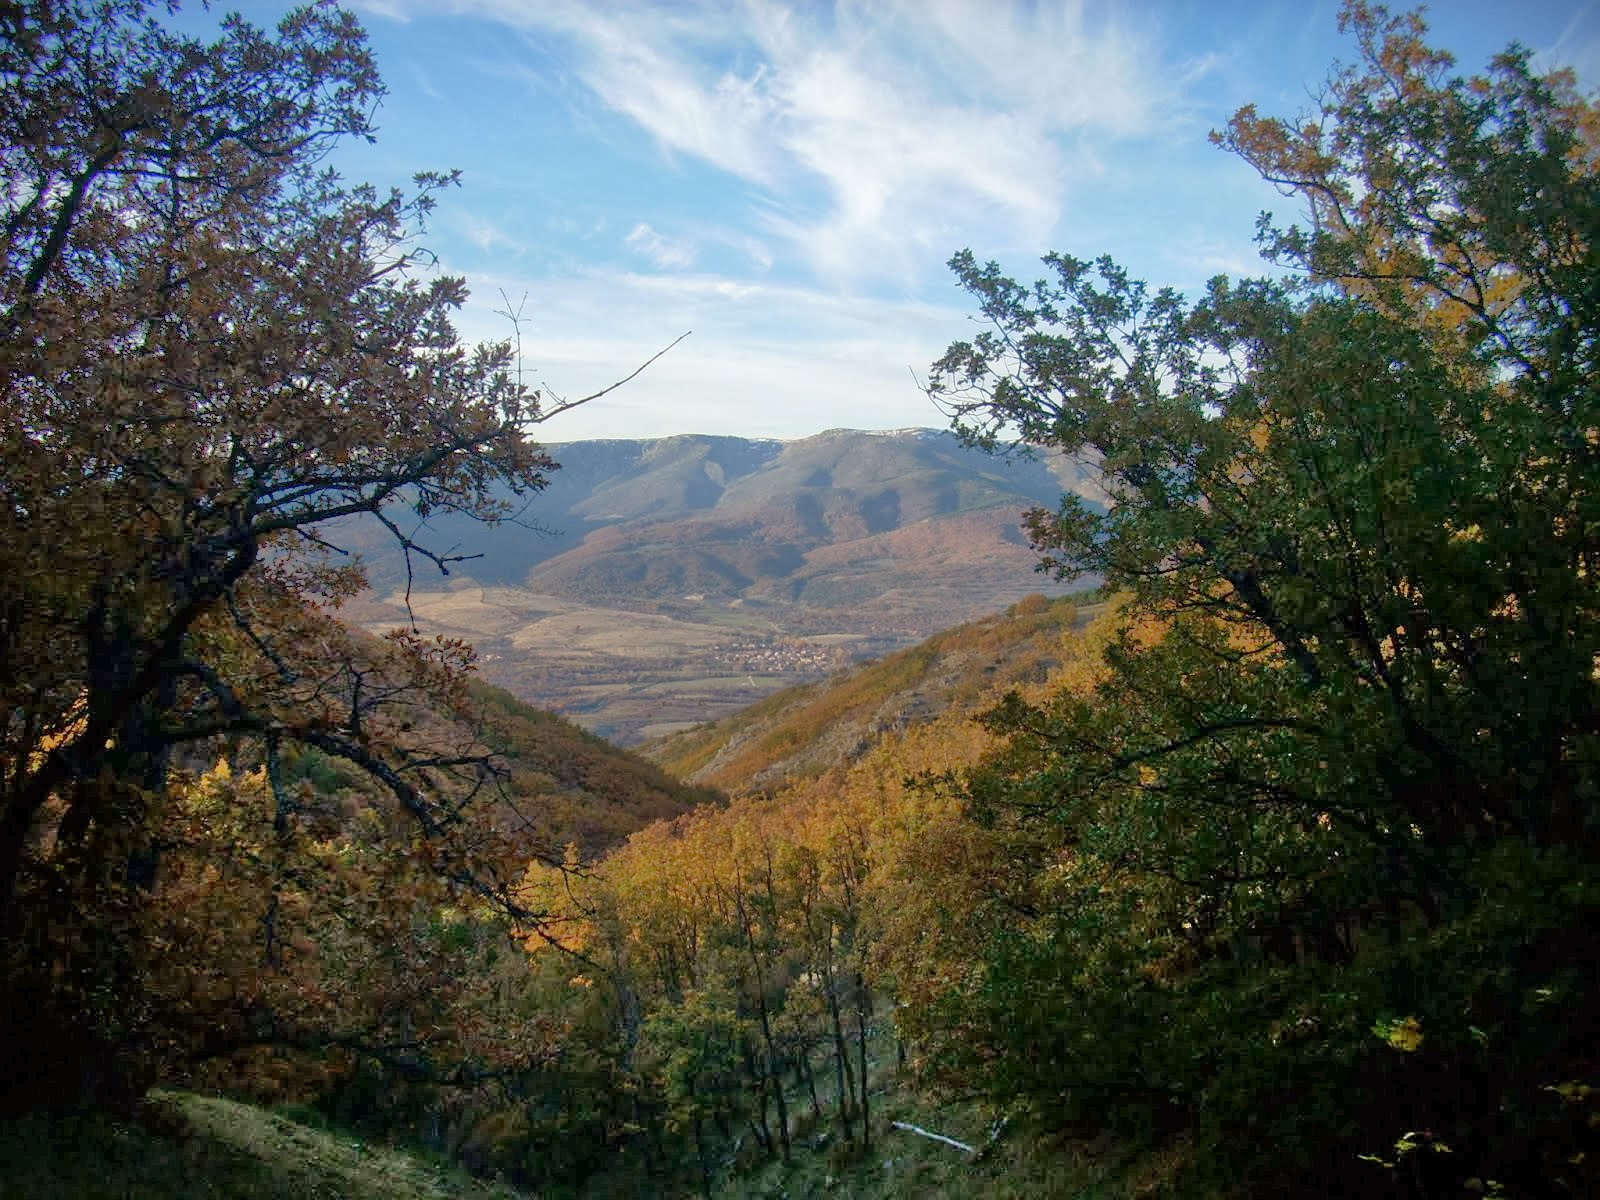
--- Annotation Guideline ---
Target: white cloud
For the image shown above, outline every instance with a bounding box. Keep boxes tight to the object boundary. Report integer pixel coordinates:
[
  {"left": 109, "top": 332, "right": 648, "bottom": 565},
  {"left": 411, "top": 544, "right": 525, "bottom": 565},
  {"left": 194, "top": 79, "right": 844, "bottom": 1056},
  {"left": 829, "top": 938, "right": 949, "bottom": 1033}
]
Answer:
[
  {"left": 406, "top": 62, "right": 442, "bottom": 100},
  {"left": 350, "top": 0, "right": 414, "bottom": 23},
  {"left": 329, "top": 0, "right": 1597, "bottom": 442},
  {"left": 460, "top": 215, "right": 527, "bottom": 256},
  {"left": 1174, "top": 239, "right": 1263, "bottom": 283},
  {"left": 624, "top": 222, "right": 698, "bottom": 269},
  {"left": 707, "top": 229, "right": 775, "bottom": 272},
  {"left": 477, "top": 0, "right": 787, "bottom": 184},
  {"left": 1543, "top": 6, "right": 1600, "bottom": 82},
  {"left": 381, "top": 0, "right": 1176, "bottom": 285},
  {"left": 434, "top": 260, "right": 967, "bottom": 439}
]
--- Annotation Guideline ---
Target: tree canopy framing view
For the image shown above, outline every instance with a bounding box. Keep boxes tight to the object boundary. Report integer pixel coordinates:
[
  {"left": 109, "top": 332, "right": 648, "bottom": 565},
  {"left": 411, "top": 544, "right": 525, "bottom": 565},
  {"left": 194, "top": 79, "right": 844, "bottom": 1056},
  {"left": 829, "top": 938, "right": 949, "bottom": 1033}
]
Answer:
[
  {"left": 0, "top": 2, "right": 1595, "bottom": 1197},
  {"left": 0, "top": 0, "right": 596, "bottom": 1111}
]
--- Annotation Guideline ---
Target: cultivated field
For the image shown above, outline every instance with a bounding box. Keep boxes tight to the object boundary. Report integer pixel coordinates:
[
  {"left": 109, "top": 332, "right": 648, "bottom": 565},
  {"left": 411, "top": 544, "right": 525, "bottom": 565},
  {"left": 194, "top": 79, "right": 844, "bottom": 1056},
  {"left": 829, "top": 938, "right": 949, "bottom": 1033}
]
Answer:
[{"left": 343, "top": 584, "right": 884, "bottom": 744}]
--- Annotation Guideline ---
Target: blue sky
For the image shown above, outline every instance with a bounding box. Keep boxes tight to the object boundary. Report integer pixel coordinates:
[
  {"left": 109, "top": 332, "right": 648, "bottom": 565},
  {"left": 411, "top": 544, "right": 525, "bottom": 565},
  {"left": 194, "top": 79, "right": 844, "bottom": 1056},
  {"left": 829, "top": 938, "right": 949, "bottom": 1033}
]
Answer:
[{"left": 217, "top": 1, "right": 1597, "bottom": 439}]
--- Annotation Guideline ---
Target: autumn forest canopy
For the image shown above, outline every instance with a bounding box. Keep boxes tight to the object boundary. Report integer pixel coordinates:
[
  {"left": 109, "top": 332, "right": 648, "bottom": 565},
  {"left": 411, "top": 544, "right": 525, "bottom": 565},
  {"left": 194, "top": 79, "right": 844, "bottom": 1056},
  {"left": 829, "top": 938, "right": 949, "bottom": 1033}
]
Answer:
[{"left": 1, "top": 2, "right": 1597, "bottom": 1197}]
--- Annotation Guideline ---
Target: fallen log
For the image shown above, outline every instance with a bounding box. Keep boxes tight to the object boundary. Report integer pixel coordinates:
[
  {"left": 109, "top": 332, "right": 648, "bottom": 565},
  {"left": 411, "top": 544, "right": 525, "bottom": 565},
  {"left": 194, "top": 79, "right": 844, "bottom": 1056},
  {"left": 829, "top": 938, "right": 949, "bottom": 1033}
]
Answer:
[{"left": 889, "top": 1121, "right": 975, "bottom": 1154}]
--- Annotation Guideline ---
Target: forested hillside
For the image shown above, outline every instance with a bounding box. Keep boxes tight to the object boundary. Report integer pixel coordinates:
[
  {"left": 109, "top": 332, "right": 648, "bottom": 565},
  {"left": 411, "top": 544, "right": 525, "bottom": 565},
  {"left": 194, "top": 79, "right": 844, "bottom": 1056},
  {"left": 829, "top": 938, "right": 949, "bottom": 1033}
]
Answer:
[
  {"left": 471, "top": 679, "right": 720, "bottom": 858},
  {"left": 3, "top": 3, "right": 1597, "bottom": 1200},
  {"left": 0, "top": 0, "right": 711, "bottom": 1145},
  {"left": 524, "top": 6, "right": 1600, "bottom": 1195}
]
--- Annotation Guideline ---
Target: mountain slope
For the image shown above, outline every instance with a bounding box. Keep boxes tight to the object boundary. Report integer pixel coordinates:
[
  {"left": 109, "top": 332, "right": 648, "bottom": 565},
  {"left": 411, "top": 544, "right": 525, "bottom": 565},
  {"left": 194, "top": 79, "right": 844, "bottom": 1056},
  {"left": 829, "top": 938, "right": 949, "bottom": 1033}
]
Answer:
[
  {"left": 343, "top": 428, "right": 1100, "bottom": 600},
  {"left": 527, "top": 428, "right": 1102, "bottom": 609},
  {"left": 642, "top": 590, "right": 1106, "bottom": 795},
  {"left": 471, "top": 679, "right": 719, "bottom": 857},
  {"left": 339, "top": 429, "right": 1102, "bottom": 744}
]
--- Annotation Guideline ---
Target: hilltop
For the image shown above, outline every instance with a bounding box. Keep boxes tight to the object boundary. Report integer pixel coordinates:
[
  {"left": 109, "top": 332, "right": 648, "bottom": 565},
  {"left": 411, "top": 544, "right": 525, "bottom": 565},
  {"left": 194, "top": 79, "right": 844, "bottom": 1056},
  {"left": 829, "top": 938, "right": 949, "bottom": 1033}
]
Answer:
[{"left": 0, "top": 1091, "right": 524, "bottom": 1200}]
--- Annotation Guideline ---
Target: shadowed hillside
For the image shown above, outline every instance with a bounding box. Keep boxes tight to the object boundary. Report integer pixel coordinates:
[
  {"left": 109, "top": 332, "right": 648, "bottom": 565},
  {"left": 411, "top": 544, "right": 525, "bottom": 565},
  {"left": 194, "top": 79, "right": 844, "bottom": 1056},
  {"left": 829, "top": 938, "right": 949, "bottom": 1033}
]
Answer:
[{"left": 469, "top": 678, "right": 721, "bottom": 857}]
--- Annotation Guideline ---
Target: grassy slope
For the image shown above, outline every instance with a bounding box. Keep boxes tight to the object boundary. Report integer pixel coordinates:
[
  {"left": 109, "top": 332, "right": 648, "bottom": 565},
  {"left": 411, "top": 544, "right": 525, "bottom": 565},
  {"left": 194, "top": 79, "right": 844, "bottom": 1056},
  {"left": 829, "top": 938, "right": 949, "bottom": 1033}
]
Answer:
[
  {"left": 643, "top": 591, "right": 1105, "bottom": 794},
  {"left": 0, "top": 1092, "right": 524, "bottom": 1200},
  {"left": 0, "top": 1085, "right": 1156, "bottom": 1200},
  {"left": 707, "top": 1033, "right": 1181, "bottom": 1200},
  {"left": 0, "top": 689, "right": 709, "bottom": 1200}
]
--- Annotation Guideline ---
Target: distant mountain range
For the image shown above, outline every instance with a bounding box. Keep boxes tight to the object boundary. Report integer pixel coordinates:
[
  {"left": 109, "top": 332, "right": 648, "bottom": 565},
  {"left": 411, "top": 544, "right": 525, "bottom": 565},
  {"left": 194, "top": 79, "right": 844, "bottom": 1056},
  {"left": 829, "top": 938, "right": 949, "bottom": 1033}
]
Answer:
[{"left": 337, "top": 428, "right": 1104, "bottom": 743}]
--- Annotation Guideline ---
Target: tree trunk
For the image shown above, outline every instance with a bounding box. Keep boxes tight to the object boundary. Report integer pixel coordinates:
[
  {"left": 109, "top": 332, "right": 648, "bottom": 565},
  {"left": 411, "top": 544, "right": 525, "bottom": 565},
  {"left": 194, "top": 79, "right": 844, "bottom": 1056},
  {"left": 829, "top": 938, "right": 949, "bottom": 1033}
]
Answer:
[
  {"left": 854, "top": 969, "right": 872, "bottom": 1149},
  {"left": 801, "top": 1049, "right": 822, "bottom": 1125},
  {"left": 828, "top": 975, "right": 855, "bottom": 1141},
  {"left": 753, "top": 987, "right": 791, "bottom": 1162},
  {"left": 742, "top": 1039, "right": 773, "bottom": 1154},
  {"left": 692, "top": 1111, "right": 712, "bottom": 1200}
]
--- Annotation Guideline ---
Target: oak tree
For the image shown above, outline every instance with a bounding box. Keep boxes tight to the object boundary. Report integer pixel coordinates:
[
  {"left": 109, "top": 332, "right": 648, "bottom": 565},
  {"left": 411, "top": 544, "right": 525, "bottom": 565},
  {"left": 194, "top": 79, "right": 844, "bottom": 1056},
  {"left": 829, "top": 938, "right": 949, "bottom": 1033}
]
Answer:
[
  {"left": 0, "top": 0, "right": 603, "bottom": 1108},
  {"left": 926, "top": 2, "right": 1599, "bottom": 1192}
]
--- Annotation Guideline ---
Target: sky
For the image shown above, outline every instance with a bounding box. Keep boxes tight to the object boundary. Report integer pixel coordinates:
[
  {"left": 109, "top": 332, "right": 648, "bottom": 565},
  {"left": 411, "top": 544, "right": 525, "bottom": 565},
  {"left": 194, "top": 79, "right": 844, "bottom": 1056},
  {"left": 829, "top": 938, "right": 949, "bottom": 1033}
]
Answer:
[{"left": 208, "top": 1, "right": 1597, "bottom": 440}]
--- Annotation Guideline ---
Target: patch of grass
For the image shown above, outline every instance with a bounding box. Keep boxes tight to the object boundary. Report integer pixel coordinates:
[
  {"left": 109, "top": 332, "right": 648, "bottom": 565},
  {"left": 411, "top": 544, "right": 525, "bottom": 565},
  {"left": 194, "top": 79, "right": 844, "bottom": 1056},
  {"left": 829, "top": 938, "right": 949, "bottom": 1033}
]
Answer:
[
  {"left": 702, "top": 1023, "right": 1157, "bottom": 1200},
  {"left": 712, "top": 1076, "right": 1147, "bottom": 1200},
  {"left": 0, "top": 1091, "right": 524, "bottom": 1200}
]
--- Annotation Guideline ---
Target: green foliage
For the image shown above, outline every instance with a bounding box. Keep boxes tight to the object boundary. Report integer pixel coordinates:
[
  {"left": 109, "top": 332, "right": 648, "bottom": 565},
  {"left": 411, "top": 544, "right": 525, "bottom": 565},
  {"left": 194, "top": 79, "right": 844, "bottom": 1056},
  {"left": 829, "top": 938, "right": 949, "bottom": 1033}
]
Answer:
[
  {"left": 0, "top": 0, "right": 561, "bottom": 1112},
  {"left": 919, "top": 3, "right": 1600, "bottom": 1194},
  {"left": 471, "top": 679, "right": 716, "bottom": 859}
]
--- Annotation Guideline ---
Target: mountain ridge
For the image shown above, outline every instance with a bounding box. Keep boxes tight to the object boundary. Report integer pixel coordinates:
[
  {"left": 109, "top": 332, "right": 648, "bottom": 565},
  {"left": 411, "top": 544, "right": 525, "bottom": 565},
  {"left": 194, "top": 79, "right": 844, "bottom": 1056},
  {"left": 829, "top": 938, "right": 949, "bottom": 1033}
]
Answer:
[{"left": 338, "top": 428, "right": 1103, "bottom": 743}]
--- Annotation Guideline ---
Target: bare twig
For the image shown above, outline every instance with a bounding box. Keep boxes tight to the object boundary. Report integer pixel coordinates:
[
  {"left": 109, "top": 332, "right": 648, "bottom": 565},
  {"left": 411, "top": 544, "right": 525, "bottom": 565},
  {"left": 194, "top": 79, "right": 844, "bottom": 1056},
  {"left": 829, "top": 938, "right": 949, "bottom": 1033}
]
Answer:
[{"left": 537, "top": 331, "right": 691, "bottom": 422}]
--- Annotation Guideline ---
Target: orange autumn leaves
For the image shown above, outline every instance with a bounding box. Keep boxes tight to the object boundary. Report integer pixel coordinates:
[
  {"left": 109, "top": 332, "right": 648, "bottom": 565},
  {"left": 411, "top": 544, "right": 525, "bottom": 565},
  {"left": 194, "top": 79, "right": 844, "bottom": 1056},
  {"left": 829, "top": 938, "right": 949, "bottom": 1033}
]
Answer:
[{"left": 513, "top": 602, "right": 1140, "bottom": 1067}]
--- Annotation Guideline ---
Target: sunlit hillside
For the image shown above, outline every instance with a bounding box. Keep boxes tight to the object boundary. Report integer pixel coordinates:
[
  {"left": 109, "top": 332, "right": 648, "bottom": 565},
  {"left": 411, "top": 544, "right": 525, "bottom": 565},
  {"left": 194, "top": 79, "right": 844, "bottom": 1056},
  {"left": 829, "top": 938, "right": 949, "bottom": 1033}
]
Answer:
[
  {"left": 643, "top": 590, "right": 1105, "bottom": 794},
  {"left": 339, "top": 430, "right": 1106, "bottom": 743}
]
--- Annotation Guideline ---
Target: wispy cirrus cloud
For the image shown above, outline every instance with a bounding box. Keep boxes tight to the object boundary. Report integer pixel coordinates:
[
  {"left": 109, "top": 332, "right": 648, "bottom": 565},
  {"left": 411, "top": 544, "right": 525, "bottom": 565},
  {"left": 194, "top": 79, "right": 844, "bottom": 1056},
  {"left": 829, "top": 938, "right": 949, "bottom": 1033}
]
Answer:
[
  {"left": 1543, "top": 4, "right": 1600, "bottom": 82},
  {"left": 623, "top": 222, "right": 698, "bottom": 269},
  {"left": 459, "top": 215, "right": 528, "bottom": 257},
  {"left": 427, "top": 256, "right": 968, "bottom": 439},
  {"left": 270, "top": 1, "right": 1600, "bottom": 441},
  {"left": 368, "top": 0, "right": 1182, "bottom": 286},
  {"left": 566, "top": 0, "right": 1176, "bottom": 282}
]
